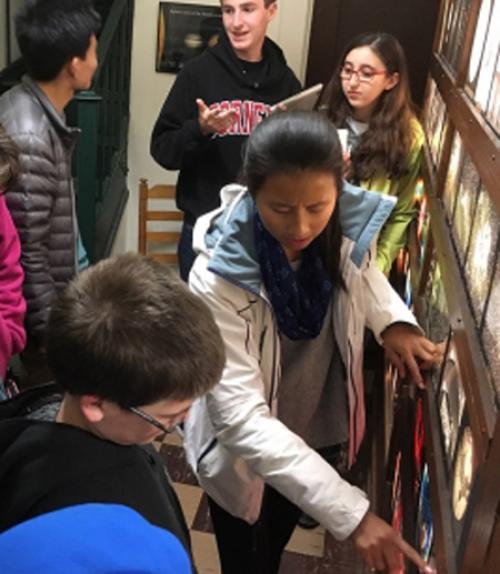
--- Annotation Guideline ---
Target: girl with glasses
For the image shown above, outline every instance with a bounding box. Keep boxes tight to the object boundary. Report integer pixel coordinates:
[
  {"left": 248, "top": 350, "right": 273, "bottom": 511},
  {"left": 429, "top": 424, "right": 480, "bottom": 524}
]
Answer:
[
  {"left": 184, "top": 111, "right": 438, "bottom": 574},
  {"left": 319, "top": 32, "right": 424, "bottom": 275}
]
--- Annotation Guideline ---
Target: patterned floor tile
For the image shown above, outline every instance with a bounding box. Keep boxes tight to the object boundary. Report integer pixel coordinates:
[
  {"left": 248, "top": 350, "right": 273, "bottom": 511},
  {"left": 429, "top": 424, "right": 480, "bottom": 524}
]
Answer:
[
  {"left": 191, "top": 531, "right": 221, "bottom": 574},
  {"left": 173, "top": 483, "right": 203, "bottom": 529},
  {"left": 285, "top": 524, "right": 325, "bottom": 557},
  {"left": 192, "top": 492, "right": 214, "bottom": 534},
  {"left": 157, "top": 428, "right": 369, "bottom": 573},
  {"left": 160, "top": 442, "right": 198, "bottom": 486}
]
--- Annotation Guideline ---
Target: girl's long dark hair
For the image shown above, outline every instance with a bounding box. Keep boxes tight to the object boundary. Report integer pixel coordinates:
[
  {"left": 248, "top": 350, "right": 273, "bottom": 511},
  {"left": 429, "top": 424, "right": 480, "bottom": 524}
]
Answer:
[
  {"left": 323, "top": 32, "right": 416, "bottom": 181},
  {"left": 242, "top": 111, "right": 345, "bottom": 288},
  {"left": 0, "top": 125, "right": 20, "bottom": 192}
]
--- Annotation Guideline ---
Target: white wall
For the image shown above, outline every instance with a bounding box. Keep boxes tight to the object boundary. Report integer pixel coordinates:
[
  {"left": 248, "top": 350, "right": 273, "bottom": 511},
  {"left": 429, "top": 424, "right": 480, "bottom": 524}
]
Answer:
[
  {"left": 0, "top": 0, "right": 24, "bottom": 69},
  {"left": 0, "top": 0, "right": 7, "bottom": 70},
  {"left": 113, "top": 0, "right": 314, "bottom": 254}
]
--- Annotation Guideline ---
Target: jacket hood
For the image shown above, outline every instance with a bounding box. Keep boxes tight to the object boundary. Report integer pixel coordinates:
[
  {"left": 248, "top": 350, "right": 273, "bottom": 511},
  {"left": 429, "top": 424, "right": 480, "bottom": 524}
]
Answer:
[
  {"left": 209, "top": 30, "right": 293, "bottom": 90},
  {"left": 194, "top": 181, "right": 396, "bottom": 294}
]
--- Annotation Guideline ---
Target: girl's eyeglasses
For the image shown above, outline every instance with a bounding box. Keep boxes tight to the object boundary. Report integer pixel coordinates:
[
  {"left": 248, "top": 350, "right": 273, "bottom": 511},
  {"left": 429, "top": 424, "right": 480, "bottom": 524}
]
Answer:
[
  {"left": 340, "top": 64, "right": 387, "bottom": 83},
  {"left": 127, "top": 405, "right": 178, "bottom": 434}
]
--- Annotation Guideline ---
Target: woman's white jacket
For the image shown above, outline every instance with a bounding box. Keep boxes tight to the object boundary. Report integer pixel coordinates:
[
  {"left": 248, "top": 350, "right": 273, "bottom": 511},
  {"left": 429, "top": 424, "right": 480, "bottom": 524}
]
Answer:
[{"left": 184, "top": 182, "right": 419, "bottom": 541}]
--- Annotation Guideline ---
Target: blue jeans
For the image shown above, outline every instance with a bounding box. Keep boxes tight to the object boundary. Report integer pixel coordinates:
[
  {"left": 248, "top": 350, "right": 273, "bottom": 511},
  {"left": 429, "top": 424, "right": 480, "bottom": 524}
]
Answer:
[{"left": 177, "top": 221, "right": 196, "bottom": 282}]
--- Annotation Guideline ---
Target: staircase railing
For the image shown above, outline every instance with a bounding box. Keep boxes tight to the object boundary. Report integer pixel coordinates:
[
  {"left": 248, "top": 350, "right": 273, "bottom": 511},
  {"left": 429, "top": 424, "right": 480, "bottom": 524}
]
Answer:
[{"left": 67, "top": 0, "right": 135, "bottom": 262}]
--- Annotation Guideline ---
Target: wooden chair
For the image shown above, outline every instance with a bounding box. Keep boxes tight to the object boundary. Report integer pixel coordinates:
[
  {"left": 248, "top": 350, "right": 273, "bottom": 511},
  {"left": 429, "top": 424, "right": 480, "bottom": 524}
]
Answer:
[{"left": 138, "top": 178, "right": 183, "bottom": 264}]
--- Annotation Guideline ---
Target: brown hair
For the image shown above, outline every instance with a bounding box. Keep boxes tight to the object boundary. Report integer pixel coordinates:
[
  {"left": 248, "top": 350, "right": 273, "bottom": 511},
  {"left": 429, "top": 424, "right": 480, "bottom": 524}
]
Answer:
[
  {"left": 0, "top": 125, "right": 20, "bottom": 191},
  {"left": 220, "top": 0, "right": 275, "bottom": 7},
  {"left": 47, "top": 253, "right": 226, "bottom": 407},
  {"left": 323, "top": 32, "right": 416, "bottom": 181}
]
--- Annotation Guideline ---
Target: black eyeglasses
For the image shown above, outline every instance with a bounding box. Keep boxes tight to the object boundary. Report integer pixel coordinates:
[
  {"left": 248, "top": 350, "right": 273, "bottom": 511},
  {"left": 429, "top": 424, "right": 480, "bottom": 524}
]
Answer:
[{"left": 127, "top": 406, "right": 177, "bottom": 434}]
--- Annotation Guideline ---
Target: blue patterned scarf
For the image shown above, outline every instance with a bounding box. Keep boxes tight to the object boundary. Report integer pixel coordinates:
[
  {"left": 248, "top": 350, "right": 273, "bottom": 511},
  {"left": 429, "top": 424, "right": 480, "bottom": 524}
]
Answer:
[{"left": 254, "top": 212, "right": 333, "bottom": 340}]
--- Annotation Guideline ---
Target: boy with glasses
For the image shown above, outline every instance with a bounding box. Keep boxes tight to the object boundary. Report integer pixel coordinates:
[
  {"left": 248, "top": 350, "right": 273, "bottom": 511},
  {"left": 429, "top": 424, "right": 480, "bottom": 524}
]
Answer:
[{"left": 0, "top": 253, "right": 225, "bottom": 565}]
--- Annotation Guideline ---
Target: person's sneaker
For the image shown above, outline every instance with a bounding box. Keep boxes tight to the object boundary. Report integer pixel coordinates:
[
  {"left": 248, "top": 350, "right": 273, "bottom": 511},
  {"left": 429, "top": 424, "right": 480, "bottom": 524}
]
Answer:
[{"left": 298, "top": 512, "right": 319, "bottom": 529}]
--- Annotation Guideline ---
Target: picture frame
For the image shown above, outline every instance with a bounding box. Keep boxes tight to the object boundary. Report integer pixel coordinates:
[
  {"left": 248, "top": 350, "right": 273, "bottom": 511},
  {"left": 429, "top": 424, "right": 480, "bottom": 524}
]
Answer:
[{"left": 156, "top": 2, "right": 223, "bottom": 74}]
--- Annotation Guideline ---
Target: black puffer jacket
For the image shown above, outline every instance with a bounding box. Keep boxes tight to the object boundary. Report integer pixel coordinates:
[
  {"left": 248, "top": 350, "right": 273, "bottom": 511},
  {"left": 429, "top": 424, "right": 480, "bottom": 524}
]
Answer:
[{"left": 0, "top": 76, "right": 81, "bottom": 339}]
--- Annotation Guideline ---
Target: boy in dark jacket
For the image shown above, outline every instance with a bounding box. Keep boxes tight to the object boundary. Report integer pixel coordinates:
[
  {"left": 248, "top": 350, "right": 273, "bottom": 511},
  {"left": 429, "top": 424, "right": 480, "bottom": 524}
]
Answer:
[
  {"left": 0, "top": 253, "right": 225, "bottom": 567},
  {"left": 0, "top": 0, "right": 101, "bottom": 387},
  {"left": 150, "top": 0, "right": 301, "bottom": 280}
]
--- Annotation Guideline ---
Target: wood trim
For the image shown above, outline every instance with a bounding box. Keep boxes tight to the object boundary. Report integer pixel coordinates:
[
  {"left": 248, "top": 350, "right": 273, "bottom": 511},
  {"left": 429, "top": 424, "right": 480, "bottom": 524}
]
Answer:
[
  {"left": 431, "top": 0, "right": 449, "bottom": 54},
  {"left": 305, "top": 0, "right": 342, "bottom": 87},
  {"left": 138, "top": 178, "right": 148, "bottom": 253},
  {"left": 485, "top": 505, "right": 500, "bottom": 574},
  {"left": 146, "top": 231, "right": 181, "bottom": 243},
  {"left": 418, "top": 152, "right": 437, "bottom": 296},
  {"left": 462, "top": 419, "right": 500, "bottom": 573},
  {"left": 138, "top": 178, "right": 182, "bottom": 263},
  {"left": 146, "top": 184, "right": 177, "bottom": 199},
  {"left": 422, "top": 382, "right": 457, "bottom": 574},
  {"left": 147, "top": 210, "right": 183, "bottom": 222},
  {"left": 407, "top": 221, "right": 425, "bottom": 320},
  {"left": 454, "top": 0, "right": 482, "bottom": 87},
  {"left": 148, "top": 253, "right": 178, "bottom": 264},
  {"left": 431, "top": 55, "right": 500, "bottom": 214},
  {"left": 427, "top": 191, "right": 496, "bottom": 450}
]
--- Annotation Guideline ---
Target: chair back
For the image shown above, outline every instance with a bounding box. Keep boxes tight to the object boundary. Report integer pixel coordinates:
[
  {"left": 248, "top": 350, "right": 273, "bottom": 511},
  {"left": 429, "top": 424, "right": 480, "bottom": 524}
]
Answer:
[{"left": 138, "top": 178, "right": 183, "bottom": 264}]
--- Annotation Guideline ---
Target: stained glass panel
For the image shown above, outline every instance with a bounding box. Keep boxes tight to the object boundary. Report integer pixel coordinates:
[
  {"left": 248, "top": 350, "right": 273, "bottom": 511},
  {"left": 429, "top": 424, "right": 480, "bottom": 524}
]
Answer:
[
  {"left": 442, "top": 131, "right": 464, "bottom": 221},
  {"left": 464, "top": 185, "right": 499, "bottom": 324},
  {"left": 424, "top": 80, "right": 449, "bottom": 169},
  {"left": 437, "top": 335, "right": 467, "bottom": 473},
  {"left": 481, "top": 251, "right": 500, "bottom": 403},
  {"left": 439, "top": 0, "right": 473, "bottom": 73},
  {"left": 424, "top": 256, "right": 451, "bottom": 392},
  {"left": 450, "top": 154, "right": 480, "bottom": 264},
  {"left": 466, "top": 0, "right": 500, "bottom": 133}
]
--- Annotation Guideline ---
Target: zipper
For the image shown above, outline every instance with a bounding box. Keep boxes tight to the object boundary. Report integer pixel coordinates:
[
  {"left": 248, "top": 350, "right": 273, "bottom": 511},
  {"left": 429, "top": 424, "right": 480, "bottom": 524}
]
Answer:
[
  {"left": 348, "top": 339, "right": 359, "bottom": 445},
  {"left": 211, "top": 267, "right": 279, "bottom": 410},
  {"left": 197, "top": 437, "right": 218, "bottom": 466}
]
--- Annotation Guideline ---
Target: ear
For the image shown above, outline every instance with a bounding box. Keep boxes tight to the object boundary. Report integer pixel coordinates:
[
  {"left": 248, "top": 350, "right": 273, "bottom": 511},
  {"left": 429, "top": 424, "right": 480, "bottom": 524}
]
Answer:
[
  {"left": 267, "top": 2, "right": 278, "bottom": 21},
  {"left": 79, "top": 395, "right": 105, "bottom": 423},
  {"left": 384, "top": 72, "right": 400, "bottom": 92}
]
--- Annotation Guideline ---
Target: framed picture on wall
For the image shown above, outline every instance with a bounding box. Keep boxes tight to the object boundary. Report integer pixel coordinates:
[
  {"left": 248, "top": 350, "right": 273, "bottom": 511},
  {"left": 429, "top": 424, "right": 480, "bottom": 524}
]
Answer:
[{"left": 156, "top": 2, "right": 222, "bottom": 73}]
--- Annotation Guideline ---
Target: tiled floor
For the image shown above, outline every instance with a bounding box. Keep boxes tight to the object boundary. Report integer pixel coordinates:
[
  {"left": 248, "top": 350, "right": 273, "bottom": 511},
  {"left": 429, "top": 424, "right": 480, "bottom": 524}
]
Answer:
[{"left": 155, "top": 433, "right": 369, "bottom": 574}]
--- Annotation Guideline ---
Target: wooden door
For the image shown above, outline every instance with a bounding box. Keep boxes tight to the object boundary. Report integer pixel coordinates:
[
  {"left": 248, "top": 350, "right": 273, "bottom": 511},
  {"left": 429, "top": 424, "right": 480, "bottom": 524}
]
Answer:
[{"left": 306, "top": 0, "right": 440, "bottom": 107}]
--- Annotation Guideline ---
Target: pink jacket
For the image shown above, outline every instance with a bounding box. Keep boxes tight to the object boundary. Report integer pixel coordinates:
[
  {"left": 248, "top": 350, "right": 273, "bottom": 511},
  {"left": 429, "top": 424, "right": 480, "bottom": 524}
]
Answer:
[{"left": 0, "top": 192, "right": 26, "bottom": 380}]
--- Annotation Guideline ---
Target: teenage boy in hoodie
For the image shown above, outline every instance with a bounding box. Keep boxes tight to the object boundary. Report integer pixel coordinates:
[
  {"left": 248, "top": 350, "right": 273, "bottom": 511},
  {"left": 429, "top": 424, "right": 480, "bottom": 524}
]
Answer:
[
  {"left": 0, "top": 0, "right": 100, "bottom": 388},
  {"left": 150, "top": 0, "right": 301, "bottom": 280},
  {"left": 0, "top": 253, "right": 225, "bottom": 567}
]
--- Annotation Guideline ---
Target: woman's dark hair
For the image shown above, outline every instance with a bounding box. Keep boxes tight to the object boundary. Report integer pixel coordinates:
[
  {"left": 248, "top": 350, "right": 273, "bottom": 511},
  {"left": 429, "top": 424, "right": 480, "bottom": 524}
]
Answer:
[
  {"left": 0, "top": 125, "right": 20, "bottom": 191},
  {"left": 242, "top": 110, "right": 345, "bottom": 287},
  {"left": 322, "top": 32, "right": 416, "bottom": 181}
]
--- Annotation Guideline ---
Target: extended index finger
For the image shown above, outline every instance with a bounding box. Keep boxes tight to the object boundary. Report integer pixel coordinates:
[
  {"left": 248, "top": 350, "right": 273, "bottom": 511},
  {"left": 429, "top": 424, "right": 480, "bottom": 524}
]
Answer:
[
  {"left": 396, "top": 535, "right": 433, "bottom": 574},
  {"left": 196, "top": 98, "right": 208, "bottom": 113}
]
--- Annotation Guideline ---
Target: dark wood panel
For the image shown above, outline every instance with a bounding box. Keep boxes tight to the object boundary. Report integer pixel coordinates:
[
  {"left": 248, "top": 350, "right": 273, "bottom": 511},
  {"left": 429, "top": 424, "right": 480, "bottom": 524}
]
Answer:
[
  {"left": 427, "top": 191, "right": 496, "bottom": 449},
  {"left": 422, "top": 384, "right": 457, "bottom": 574},
  {"left": 431, "top": 56, "right": 500, "bottom": 215},
  {"left": 306, "top": 0, "right": 440, "bottom": 106},
  {"left": 305, "top": 0, "right": 341, "bottom": 88},
  {"left": 461, "top": 419, "right": 500, "bottom": 573}
]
